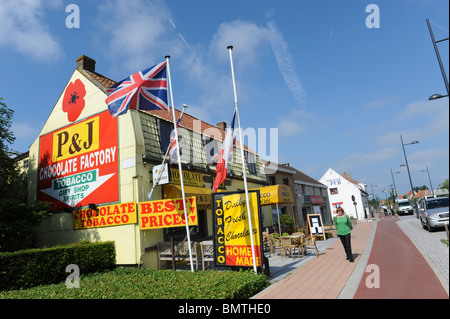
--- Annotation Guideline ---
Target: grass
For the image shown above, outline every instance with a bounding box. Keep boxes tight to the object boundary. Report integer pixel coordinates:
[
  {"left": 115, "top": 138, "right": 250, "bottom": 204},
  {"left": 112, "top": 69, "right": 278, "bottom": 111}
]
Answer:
[{"left": 0, "top": 267, "right": 269, "bottom": 299}]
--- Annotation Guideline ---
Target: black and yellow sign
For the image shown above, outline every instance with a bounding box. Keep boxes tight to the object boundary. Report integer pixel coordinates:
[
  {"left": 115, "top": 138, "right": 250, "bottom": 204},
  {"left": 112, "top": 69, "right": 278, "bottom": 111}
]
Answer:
[
  {"left": 213, "top": 190, "right": 263, "bottom": 269},
  {"left": 169, "top": 168, "right": 204, "bottom": 187}
]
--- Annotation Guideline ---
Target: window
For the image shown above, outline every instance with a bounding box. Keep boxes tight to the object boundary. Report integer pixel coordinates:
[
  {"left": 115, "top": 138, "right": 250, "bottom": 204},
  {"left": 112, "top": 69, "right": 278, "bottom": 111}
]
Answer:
[
  {"left": 246, "top": 151, "right": 257, "bottom": 175},
  {"left": 330, "top": 188, "right": 338, "bottom": 195},
  {"left": 164, "top": 210, "right": 209, "bottom": 241},
  {"left": 203, "top": 136, "right": 218, "bottom": 165},
  {"left": 157, "top": 119, "right": 172, "bottom": 153},
  {"left": 282, "top": 178, "right": 289, "bottom": 186},
  {"left": 268, "top": 175, "right": 276, "bottom": 185}
]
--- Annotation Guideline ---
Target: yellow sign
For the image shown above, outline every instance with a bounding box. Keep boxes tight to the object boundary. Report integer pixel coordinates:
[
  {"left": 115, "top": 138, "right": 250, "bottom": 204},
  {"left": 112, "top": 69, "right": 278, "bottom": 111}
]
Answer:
[
  {"left": 139, "top": 196, "right": 198, "bottom": 230},
  {"left": 73, "top": 202, "right": 137, "bottom": 229},
  {"left": 53, "top": 116, "right": 100, "bottom": 162},
  {"left": 164, "top": 184, "right": 211, "bottom": 208},
  {"left": 257, "top": 184, "right": 294, "bottom": 206},
  {"left": 214, "top": 191, "right": 262, "bottom": 267},
  {"left": 170, "top": 169, "right": 204, "bottom": 187}
]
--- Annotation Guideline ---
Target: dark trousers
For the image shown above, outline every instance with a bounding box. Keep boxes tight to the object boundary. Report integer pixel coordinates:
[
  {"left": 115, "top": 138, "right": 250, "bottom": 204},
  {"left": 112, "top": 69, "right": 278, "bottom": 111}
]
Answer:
[{"left": 338, "top": 233, "right": 353, "bottom": 260}]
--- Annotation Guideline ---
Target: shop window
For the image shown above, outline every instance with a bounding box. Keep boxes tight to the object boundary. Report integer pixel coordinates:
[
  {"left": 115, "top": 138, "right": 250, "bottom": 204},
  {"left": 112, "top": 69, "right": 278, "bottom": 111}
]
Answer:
[
  {"left": 164, "top": 210, "right": 209, "bottom": 241},
  {"left": 330, "top": 188, "right": 338, "bottom": 195}
]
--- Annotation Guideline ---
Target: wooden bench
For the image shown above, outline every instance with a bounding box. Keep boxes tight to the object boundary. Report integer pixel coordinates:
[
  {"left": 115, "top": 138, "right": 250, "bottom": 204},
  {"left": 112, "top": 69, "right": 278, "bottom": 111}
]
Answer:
[
  {"left": 157, "top": 241, "right": 199, "bottom": 270},
  {"left": 198, "top": 240, "right": 214, "bottom": 270}
]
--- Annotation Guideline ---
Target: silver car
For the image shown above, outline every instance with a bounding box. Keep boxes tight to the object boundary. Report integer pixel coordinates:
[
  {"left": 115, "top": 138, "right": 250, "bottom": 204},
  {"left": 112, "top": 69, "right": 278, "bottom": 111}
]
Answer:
[{"left": 419, "top": 197, "right": 449, "bottom": 231}]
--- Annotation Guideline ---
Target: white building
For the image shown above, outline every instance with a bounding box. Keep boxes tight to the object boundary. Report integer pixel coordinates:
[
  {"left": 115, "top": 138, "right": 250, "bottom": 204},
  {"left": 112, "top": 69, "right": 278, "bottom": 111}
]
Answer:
[{"left": 319, "top": 168, "right": 370, "bottom": 221}]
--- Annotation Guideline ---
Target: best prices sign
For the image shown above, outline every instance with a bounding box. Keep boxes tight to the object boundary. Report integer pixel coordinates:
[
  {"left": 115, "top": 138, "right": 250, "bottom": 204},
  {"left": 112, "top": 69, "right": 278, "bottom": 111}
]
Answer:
[
  {"left": 37, "top": 110, "right": 119, "bottom": 210},
  {"left": 139, "top": 197, "right": 198, "bottom": 230}
]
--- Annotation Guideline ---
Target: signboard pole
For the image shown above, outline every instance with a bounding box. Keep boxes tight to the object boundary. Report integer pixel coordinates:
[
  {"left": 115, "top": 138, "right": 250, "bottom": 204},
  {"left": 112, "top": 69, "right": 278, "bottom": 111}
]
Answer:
[
  {"left": 165, "top": 56, "right": 194, "bottom": 272},
  {"left": 227, "top": 46, "right": 257, "bottom": 274}
]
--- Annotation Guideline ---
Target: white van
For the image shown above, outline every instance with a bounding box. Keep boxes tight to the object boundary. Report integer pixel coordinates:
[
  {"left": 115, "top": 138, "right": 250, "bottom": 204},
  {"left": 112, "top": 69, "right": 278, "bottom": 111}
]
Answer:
[{"left": 397, "top": 199, "right": 413, "bottom": 215}]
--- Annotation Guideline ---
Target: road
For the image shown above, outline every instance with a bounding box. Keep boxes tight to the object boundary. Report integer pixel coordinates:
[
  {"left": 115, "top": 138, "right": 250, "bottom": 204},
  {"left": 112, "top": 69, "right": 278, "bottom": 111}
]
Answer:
[{"left": 354, "top": 214, "right": 448, "bottom": 299}]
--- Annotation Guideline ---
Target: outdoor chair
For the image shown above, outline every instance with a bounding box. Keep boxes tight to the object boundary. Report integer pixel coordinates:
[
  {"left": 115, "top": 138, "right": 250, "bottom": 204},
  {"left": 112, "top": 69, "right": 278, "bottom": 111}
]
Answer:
[
  {"left": 280, "top": 236, "right": 298, "bottom": 259},
  {"left": 304, "top": 233, "right": 319, "bottom": 257},
  {"left": 262, "top": 232, "right": 272, "bottom": 256},
  {"left": 268, "top": 233, "right": 281, "bottom": 255}
]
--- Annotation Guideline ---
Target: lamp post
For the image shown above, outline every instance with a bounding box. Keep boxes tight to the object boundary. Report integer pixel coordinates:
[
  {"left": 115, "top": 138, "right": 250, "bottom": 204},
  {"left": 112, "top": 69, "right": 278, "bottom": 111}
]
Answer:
[
  {"left": 426, "top": 18, "right": 449, "bottom": 100},
  {"left": 390, "top": 168, "right": 400, "bottom": 200},
  {"left": 421, "top": 166, "right": 435, "bottom": 197},
  {"left": 400, "top": 135, "right": 419, "bottom": 218}
]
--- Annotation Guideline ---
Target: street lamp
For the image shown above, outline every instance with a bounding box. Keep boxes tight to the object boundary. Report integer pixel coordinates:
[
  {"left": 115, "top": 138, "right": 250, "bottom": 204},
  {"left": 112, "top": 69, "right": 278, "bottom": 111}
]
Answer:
[
  {"left": 426, "top": 18, "right": 449, "bottom": 100},
  {"left": 421, "top": 166, "right": 435, "bottom": 197},
  {"left": 390, "top": 168, "right": 400, "bottom": 200},
  {"left": 400, "top": 135, "right": 419, "bottom": 218}
]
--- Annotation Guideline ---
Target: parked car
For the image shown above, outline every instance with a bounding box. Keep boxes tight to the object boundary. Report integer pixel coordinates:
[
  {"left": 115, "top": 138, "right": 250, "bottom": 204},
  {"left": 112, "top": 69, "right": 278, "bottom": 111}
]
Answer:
[
  {"left": 418, "top": 196, "right": 449, "bottom": 231},
  {"left": 397, "top": 199, "right": 414, "bottom": 215}
]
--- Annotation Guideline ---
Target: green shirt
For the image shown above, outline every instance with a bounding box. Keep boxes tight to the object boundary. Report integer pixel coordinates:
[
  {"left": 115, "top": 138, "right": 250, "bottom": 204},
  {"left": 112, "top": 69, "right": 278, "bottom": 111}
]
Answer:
[{"left": 334, "top": 215, "right": 352, "bottom": 236}]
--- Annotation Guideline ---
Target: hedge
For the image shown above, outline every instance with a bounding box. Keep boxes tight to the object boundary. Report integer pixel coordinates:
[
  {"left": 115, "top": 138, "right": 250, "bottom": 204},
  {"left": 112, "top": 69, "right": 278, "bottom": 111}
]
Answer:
[
  {"left": 0, "top": 267, "right": 269, "bottom": 299},
  {"left": 0, "top": 241, "right": 115, "bottom": 291}
]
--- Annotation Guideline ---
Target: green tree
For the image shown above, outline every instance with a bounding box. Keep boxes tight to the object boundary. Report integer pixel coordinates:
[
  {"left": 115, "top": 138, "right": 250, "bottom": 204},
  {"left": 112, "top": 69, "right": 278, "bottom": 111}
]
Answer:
[{"left": 0, "top": 97, "right": 50, "bottom": 251}]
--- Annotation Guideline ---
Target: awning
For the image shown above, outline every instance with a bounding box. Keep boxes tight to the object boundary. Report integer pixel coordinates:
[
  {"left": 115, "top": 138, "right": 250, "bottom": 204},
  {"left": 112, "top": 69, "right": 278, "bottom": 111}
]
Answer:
[
  {"left": 254, "top": 184, "right": 295, "bottom": 206},
  {"left": 164, "top": 184, "right": 212, "bottom": 208}
]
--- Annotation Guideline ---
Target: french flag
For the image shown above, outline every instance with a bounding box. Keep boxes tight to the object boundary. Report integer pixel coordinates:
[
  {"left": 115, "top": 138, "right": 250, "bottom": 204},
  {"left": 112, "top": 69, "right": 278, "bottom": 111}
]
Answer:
[{"left": 212, "top": 108, "right": 236, "bottom": 192}]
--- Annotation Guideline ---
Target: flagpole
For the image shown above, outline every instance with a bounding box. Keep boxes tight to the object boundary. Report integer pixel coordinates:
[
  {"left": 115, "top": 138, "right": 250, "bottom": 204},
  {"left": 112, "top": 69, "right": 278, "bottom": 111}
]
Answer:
[
  {"left": 227, "top": 46, "right": 257, "bottom": 274},
  {"left": 148, "top": 104, "right": 187, "bottom": 201},
  {"left": 165, "top": 56, "right": 194, "bottom": 272}
]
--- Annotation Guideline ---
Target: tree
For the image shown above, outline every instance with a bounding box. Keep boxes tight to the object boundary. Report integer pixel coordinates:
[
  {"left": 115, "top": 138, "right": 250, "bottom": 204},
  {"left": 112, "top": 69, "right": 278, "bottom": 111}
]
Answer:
[
  {"left": 0, "top": 97, "right": 50, "bottom": 252},
  {"left": 439, "top": 179, "right": 449, "bottom": 190}
]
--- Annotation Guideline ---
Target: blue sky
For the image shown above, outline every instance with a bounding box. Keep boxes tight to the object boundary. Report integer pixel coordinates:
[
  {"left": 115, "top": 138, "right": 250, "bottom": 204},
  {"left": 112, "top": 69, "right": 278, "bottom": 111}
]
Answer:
[{"left": 0, "top": 0, "right": 448, "bottom": 199}]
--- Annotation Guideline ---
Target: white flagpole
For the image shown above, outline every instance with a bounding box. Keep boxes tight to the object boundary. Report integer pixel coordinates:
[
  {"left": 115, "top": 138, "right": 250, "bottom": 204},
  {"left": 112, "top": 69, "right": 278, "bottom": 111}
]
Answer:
[
  {"left": 165, "top": 56, "right": 194, "bottom": 272},
  {"left": 227, "top": 46, "right": 257, "bottom": 274}
]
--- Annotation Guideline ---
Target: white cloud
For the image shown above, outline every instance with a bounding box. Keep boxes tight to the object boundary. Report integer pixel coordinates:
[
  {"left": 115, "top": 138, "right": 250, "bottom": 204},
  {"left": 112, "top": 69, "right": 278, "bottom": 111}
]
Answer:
[
  {"left": 266, "top": 21, "right": 306, "bottom": 106},
  {"left": 97, "top": 0, "right": 182, "bottom": 74},
  {"left": 0, "top": 0, "right": 63, "bottom": 61},
  {"left": 277, "top": 108, "right": 316, "bottom": 138},
  {"left": 11, "top": 122, "right": 37, "bottom": 140},
  {"left": 407, "top": 148, "right": 449, "bottom": 171},
  {"left": 375, "top": 99, "right": 449, "bottom": 146},
  {"left": 334, "top": 147, "right": 398, "bottom": 173},
  {"left": 209, "top": 19, "right": 306, "bottom": 107},
  {"left": 209, "top": 20, "right": 270, "bottom": 67}
]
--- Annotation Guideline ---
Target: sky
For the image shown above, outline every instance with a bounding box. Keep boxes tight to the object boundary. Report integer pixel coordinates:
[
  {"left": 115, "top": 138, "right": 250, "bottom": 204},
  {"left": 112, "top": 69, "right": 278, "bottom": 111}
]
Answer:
[{"left": 0, "top": 0, "right": 448, "bottom": 200}]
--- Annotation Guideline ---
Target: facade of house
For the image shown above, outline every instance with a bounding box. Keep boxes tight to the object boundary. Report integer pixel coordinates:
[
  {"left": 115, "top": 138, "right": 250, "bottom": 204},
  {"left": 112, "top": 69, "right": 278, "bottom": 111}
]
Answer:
[
  {"left": 263, "top": 162, "right": 297, "bottom": 232},
  {"left": 291, "top": 167, "right": 331, "bottom": 226},
  {"left": 25, "top": 55, "right": 272, "bottom": 268},
  {"left": 319, "top": 168, "right": 370, "bottom": 221}
]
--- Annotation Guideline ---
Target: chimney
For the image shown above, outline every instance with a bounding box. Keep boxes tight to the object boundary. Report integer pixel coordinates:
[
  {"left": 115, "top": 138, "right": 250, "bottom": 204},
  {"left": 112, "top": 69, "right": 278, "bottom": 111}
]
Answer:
[
  {"left": 217, "top": 121, "right": 227, "bottom": 131},
  {"left": 76, "top": 55, "right": 96, "bottom": 73}
]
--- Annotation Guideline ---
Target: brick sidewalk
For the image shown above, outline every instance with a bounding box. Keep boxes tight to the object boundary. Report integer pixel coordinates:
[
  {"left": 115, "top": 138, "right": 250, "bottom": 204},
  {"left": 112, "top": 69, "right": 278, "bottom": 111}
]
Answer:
[{"left": 254, "top": 220, "right": 375, "bottom": 299}]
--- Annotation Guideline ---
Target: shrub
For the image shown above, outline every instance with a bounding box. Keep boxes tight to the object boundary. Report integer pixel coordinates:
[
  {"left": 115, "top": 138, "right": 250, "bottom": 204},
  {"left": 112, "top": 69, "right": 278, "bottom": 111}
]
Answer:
[
  {"left": 0, "top": 268, "right": 269, "bottom": 299},
  {"left": 0, "top": 241, "right": 115, "bottom": 291}
]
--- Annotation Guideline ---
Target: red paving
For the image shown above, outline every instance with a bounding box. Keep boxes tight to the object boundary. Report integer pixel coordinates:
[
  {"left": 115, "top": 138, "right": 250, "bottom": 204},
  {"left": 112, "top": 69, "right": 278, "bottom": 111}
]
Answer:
[
  {"left": 255, "top": 220, "right": 375, "bottom": 299},
  {"left": 354, "top": 215, "right": 448, "bottom": 299}
]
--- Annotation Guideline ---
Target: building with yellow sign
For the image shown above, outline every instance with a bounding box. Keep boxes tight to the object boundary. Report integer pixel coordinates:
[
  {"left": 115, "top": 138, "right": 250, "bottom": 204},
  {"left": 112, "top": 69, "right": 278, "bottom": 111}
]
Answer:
[{"left": 25, "top": 55, "right": 273, "bottom": 268}]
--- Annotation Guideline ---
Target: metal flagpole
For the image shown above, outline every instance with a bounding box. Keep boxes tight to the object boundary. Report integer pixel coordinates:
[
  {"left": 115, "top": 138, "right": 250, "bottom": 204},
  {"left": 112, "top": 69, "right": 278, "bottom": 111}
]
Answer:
[
  {"left": 147, "top": 104, "right": 187, "bottom": 201},
  {"left": 227, "top": 46, "right": 257, "bottom": 274},
  {"left": 165, "top": 56, "right": 194, "bottom": 272}
]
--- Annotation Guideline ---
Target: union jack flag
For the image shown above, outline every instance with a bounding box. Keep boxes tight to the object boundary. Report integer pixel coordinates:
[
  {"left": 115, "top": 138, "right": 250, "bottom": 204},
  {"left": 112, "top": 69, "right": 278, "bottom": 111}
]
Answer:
[{"left": 106, "top": 61, "right": 168, "bottom": 117}]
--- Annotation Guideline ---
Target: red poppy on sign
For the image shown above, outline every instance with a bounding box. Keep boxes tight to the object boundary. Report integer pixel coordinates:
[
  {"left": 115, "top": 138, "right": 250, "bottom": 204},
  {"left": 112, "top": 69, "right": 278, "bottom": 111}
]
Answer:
[{"left": 62, "top": 79, "right": 86, "bottom": 122}]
